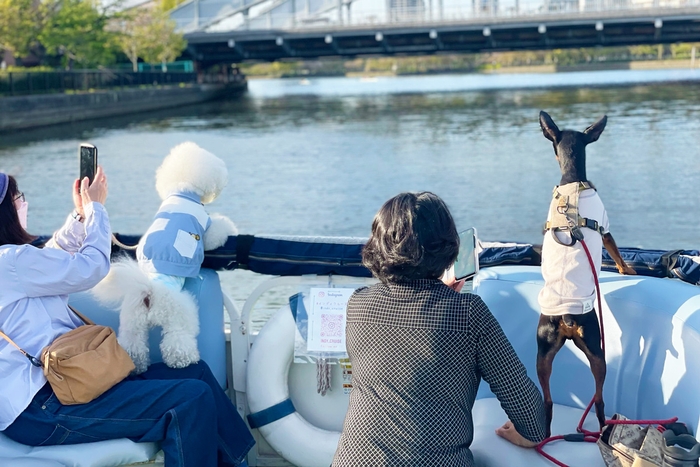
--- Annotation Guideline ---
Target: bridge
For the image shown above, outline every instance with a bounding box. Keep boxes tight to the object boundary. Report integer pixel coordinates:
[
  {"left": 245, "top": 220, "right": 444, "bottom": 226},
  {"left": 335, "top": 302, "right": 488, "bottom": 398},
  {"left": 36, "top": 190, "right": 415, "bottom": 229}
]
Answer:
[{"left": 171, "top": 0, "right": 700, "bottom": 65}]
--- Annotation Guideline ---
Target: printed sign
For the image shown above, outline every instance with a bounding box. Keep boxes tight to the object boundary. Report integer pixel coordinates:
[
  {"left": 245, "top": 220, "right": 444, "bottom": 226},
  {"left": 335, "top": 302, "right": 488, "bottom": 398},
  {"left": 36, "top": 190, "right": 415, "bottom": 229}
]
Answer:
[{"left": 307, "top": 288, "right": 354, "bottom": 353}]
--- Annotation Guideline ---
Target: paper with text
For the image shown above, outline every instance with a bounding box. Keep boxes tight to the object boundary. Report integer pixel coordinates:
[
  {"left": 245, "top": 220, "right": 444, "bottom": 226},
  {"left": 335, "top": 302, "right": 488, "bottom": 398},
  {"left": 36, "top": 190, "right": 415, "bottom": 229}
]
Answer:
[{"left": 307, "top": 288, "right": 354, "bottom": 353}]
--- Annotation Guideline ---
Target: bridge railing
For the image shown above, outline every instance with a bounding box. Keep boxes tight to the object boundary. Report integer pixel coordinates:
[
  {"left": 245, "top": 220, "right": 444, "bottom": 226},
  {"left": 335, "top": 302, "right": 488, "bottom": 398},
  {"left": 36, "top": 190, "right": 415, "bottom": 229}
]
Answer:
[
  {"left": 0, "top": 71, "right": 198, "bottom": 97},
  {"left": 174, "top": 0, "right": 700, "bottom": 33}
]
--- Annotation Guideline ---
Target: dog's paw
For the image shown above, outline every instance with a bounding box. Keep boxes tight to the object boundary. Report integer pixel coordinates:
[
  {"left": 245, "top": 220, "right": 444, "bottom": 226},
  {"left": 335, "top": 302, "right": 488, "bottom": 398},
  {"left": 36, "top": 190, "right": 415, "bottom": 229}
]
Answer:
[
  {"left": 128, "top": 351, "right": 150, "bottom": 374},
  {"left": 203, "top": 214, "right": 238, "bottom": 251},
  {"left": 160, "top": 333, "right": 200, "bottom": 369},
  {"left": 119, "top": 338, "right": 150, "bottom": 374}
]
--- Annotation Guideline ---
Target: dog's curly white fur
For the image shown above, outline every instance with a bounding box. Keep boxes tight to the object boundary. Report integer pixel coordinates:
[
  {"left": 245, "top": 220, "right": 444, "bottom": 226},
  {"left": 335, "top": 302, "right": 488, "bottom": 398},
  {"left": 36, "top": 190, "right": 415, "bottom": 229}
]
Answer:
[
  {"left": 155, "top": 141, "right": 228, "bottom": 205},
  {"left": 93, "top": 142, "right": 236, "bottom": 373},
  {"left": 92, "top": 258, "right": 201, "bottom": 373}
]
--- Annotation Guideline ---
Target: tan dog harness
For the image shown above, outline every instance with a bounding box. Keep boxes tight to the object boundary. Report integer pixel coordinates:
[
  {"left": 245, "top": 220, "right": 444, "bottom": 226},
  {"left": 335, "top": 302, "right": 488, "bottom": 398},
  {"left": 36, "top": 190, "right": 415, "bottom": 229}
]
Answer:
[{"left": 543, "top": 181, "right": 605, "bottom": 246}]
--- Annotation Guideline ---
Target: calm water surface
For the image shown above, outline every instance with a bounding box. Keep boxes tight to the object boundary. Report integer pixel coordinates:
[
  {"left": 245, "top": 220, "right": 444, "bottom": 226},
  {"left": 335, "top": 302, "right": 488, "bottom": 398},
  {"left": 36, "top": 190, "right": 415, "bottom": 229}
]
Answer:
[{"left": 2, "top": 69, "right": 699, "bottom": 307}]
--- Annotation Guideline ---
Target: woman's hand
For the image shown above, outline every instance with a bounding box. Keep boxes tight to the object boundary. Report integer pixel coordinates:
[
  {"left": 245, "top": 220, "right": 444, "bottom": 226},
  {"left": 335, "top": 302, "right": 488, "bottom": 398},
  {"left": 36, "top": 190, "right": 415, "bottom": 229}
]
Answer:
[
  {"left": 72, "top": 179, "right": 85, "bottom": 219},
  {"left": 442, "top": 275, "right": 466, "bottom": 293},
  {"left": 495, "top": 421, "right": 539, "bottom": 448},
  {"left": 80, "top": 166, "right": 108, "bottom": 207}
]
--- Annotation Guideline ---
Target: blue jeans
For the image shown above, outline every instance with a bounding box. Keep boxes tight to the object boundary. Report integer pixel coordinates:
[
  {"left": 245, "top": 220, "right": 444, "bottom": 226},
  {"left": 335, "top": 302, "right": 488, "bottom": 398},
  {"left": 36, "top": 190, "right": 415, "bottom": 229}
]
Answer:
[{"left": 3, "top": 361, "right": 255, "bottom": 467}]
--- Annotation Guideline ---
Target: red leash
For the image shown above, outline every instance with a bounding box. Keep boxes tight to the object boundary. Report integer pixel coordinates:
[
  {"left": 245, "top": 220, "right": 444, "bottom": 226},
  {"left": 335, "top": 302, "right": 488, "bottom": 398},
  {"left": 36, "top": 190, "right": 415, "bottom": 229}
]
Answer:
[{"left": 535, "top": 239, "right": 678, "bottom": 467}]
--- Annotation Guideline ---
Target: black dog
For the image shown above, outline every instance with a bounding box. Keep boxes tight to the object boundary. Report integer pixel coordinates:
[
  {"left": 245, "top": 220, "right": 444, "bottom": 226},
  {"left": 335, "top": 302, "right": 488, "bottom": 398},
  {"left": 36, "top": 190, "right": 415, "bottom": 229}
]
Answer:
[{"left": 537, "top": 111, "right": 635, "bottom": 437}]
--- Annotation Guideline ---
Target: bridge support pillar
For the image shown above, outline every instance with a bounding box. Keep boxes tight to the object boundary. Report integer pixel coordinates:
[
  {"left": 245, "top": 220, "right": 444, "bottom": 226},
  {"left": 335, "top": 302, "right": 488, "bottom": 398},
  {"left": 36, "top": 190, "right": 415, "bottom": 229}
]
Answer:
[
  {"left": 241, "top": 9, "right": 250, "bottom": 30},
  {"left": 291, "top": 0, "right": 296, "bottom": 27}
]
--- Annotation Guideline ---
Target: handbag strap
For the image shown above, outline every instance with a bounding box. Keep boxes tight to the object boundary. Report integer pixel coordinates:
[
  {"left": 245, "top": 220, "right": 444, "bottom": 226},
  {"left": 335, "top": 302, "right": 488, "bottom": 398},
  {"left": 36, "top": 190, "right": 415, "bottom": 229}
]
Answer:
[
  {"left": 0, "top": 304, "right": 91, "bottom": 368},
  {"left": 68, "top": 305, "right": 94, "bottom": 325},
  {"left": 0, "top": 330, "right": 43, "bottom": 367}
]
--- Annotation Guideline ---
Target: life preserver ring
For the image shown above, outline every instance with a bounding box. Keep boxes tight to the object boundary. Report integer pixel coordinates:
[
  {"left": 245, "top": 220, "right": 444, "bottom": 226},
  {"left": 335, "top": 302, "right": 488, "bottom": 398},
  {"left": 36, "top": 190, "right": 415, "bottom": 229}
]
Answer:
[{"left": 246, "top": 304, "right": 341, "bottom": 467}]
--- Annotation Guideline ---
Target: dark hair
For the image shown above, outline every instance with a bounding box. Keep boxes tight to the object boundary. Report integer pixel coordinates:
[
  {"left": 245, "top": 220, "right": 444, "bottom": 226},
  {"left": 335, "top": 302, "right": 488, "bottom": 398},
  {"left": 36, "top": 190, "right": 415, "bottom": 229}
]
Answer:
[
  {"left": 0, "top": 175, "right": 35, "bottom": 246},
  {"left": 362, "top": 191, "right": 459, "bottom": 283}
]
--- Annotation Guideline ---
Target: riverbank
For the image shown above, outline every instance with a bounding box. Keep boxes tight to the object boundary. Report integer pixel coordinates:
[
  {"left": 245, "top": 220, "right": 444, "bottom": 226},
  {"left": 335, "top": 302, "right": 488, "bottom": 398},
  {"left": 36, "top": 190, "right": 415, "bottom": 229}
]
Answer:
[
  {"left": 0, "top": 81, "right": 246, "bottom": 132},
  {"left": 243, "top": 53, "right": 699, "bottom": 79}
]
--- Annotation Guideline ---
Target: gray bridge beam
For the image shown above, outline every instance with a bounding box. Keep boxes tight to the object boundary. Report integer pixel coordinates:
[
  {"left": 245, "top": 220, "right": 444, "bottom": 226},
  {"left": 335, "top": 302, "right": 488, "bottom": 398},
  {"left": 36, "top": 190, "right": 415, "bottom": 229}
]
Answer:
[{"left": 184, "top": 9, "right": 700, "bottom": 65}]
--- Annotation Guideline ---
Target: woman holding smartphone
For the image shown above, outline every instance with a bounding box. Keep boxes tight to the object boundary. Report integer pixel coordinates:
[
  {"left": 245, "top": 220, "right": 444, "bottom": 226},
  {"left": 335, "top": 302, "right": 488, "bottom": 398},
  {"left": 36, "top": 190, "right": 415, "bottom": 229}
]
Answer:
[
  {"left": 332, "top": 191, "right": 546, "bottom": 467},
  {"left": 0, "top": 170, "right": 253, "bottom": 467}
]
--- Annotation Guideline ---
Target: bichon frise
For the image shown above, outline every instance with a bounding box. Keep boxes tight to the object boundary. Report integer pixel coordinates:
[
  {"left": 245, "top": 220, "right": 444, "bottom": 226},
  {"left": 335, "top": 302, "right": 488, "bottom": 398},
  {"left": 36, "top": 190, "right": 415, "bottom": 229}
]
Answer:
[{"left": 93, "top": 142, "right": 237, "bottom": 373}]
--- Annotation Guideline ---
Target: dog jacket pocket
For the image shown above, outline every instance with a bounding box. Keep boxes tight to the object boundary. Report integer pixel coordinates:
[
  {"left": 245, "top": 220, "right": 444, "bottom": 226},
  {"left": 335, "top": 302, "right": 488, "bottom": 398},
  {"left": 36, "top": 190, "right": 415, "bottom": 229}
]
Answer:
[{"left": 174, "top": 229, "right": 198, "bottom": 258}]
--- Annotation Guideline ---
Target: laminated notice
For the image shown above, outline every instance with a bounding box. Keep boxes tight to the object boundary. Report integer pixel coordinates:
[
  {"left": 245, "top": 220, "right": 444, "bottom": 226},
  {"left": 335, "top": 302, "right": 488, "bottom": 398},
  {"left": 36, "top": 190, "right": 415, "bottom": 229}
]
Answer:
[{"left": 306, "top": 288, "right": 354, "bottom": 353}]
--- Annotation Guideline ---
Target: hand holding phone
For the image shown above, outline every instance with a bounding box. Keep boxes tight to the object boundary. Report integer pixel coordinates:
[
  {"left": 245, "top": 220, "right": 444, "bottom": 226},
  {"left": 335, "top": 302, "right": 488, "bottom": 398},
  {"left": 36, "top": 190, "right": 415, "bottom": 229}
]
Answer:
[{"left": 79, "top": 143, "right": 98, "bottom": 187}]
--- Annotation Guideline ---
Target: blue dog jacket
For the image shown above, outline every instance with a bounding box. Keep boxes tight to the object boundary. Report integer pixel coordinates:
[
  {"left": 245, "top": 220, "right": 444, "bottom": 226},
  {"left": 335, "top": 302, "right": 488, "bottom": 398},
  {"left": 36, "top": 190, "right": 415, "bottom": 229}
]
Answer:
[{"left": 137, "top": 192, "right": 211, "bottom": 278}]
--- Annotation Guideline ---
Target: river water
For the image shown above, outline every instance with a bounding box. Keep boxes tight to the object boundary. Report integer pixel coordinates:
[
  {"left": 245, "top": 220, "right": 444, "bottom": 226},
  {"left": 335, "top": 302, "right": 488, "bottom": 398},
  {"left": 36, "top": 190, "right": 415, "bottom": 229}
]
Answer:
[{"left": 1, "top": 68, "right": 699, "bottom": 309}]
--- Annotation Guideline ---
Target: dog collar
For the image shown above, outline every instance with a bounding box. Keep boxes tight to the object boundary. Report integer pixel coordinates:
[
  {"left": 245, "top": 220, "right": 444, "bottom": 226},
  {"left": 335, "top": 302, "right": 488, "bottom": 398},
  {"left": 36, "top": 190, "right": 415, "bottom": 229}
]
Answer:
[{"left": 553, "top": 181, "right": 596, "bottom": 194}]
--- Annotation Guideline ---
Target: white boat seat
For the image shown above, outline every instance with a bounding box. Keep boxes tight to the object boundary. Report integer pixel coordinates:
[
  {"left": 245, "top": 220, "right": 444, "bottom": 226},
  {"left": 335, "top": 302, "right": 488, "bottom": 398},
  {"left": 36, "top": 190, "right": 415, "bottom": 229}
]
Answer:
[
  {"left": 472, "top": 397, "right": 605, "bottom": 467},
  {"left": 0, "top": 268, "right": 225, "bottom": 467},
  {"left": 0, "top": 433, "right": 158, "bottom": 467},
  {"left": 473, "top": 266, "right": 700, "bottom": 434}
]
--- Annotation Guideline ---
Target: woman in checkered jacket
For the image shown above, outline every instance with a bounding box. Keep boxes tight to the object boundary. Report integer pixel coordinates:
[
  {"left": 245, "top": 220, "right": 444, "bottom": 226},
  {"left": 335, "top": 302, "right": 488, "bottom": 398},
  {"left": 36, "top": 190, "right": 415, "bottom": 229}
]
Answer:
[{"left": 332, "top": 192, "right": 546, "bottom": 467}]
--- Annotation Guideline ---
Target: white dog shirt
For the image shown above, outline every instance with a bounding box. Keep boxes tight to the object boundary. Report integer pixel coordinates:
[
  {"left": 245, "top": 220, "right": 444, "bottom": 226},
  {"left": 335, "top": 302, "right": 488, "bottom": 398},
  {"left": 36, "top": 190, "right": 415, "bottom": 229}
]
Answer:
[{"left": 538, "top": 189, "right": 609, "bottom": 316}]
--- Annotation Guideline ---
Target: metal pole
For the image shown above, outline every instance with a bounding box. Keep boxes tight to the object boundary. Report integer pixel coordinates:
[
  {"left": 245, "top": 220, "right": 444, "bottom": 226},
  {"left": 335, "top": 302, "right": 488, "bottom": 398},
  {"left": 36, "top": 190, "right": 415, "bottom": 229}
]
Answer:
[
  {"left": 194, "top": 0, "right": 199, "bottom": 30},
  {"left": 291, "top": 0, "right": 296, "bottom": 28},
  {"left": 692, "top": 46, "right": 696, "bottom": 68},
  {"left": 438, "top": 0, "right": 443, "bottom": 20},
  {"left": 428, "top": 0, "right": 433, "bottom": 21},
  {"left": 338, "top": 0, "right": 342, "bottom": 24},
  {"left": 347, "top": 1, "right": 352, "bottom": 25}
]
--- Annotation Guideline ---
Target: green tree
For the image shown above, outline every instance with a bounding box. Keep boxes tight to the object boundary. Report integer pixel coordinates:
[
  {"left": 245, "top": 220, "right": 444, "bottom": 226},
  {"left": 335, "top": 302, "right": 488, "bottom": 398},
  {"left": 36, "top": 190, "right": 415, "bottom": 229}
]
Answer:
[
  {"left": 39, "top": 0, "right": 117, "bottom": 69},
  {"left": 158, "top": 0, "right": 188, "bottom": 11},
  {"left": 140, "top": 10, "right": 186, "bottom": 72},
  {"left": 115, "top": 9, "right": 152, "bottom": 72},
  {"left": 0, "top": 0, "right": 39, "bottom": 59}
]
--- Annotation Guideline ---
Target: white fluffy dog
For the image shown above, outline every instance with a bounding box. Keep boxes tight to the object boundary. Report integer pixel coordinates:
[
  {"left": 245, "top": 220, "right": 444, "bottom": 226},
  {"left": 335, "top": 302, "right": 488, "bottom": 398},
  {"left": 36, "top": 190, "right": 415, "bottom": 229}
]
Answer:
[{"left": 93, "top": 142, "right": 237, "bottom": 373}]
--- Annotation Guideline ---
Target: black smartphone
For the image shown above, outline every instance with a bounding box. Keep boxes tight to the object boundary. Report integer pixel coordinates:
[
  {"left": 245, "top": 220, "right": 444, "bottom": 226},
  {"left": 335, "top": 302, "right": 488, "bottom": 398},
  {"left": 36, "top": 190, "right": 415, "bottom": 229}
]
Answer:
[
  {"left": 79, "top": 143, "right": 98, "bottom": 186},
  {"left": 453, "top": 227, "right": 479, "bottom": 281}
]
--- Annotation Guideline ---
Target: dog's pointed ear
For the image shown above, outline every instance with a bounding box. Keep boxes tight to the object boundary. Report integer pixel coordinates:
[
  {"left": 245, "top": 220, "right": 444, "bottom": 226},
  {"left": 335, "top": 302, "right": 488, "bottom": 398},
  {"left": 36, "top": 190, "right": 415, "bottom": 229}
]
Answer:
[
  {"left": 539, "top": 111, "right": 560, "bottom": 143},
  {"left": 583, "top": 115, "right": 607, "bottom": 143}
]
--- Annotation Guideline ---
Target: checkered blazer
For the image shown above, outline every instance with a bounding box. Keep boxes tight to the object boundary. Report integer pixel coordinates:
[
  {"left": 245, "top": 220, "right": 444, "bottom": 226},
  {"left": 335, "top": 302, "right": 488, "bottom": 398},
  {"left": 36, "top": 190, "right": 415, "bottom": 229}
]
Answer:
[{"left": 332, "top": 279, "right": 546, "bottom": 467}]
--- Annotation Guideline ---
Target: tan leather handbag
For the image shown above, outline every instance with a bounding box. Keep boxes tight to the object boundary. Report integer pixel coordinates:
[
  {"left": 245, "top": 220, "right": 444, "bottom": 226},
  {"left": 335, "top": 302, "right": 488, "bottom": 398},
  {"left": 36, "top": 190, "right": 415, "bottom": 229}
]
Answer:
[{"left": 0, "top": 307, "right": 135, "bottom": 405}]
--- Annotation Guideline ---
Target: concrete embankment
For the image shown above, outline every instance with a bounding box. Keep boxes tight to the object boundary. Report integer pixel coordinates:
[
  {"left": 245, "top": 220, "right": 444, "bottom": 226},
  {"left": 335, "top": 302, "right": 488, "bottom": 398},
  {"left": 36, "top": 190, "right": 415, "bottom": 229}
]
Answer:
[{"left": 0, "top": 82, "right": 245, "bottom": 132}]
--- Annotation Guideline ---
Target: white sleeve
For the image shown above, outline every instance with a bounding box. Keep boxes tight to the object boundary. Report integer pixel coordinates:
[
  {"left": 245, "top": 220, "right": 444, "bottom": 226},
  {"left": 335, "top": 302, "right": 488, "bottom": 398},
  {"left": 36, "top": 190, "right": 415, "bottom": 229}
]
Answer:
[
  {"left": 45, "top": 213, "right": 86, "bottom": 253},
  {"left": 601, "top": 207, "right": 610, "bottom": 235},
  {"left": 15, "top": 203, "right": 111, "bottom": 298}
]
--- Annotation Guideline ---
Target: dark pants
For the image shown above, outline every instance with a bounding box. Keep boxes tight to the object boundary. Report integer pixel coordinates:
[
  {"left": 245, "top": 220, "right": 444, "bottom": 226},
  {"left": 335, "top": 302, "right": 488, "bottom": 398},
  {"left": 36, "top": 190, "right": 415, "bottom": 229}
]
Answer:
[{"left": 3, "top": 361, "right": 254, "bottom": 467}]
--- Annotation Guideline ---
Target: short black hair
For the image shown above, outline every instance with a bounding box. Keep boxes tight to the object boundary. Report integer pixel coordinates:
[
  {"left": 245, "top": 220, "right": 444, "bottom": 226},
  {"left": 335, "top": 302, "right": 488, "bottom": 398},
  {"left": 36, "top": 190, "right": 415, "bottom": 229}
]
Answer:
[
  {"left": 362, "top": 192, "right": 459, "bottom": 283},
  {"left": 0, "top": 175, "right": 36, "bottom": 247}
]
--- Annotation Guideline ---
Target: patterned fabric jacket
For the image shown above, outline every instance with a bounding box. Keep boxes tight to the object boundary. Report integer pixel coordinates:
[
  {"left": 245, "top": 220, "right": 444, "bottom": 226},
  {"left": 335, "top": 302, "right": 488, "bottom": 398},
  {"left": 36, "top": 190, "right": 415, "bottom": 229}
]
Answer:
[{"left": 332, "top": 279, "right": 546, "bottom": 467}]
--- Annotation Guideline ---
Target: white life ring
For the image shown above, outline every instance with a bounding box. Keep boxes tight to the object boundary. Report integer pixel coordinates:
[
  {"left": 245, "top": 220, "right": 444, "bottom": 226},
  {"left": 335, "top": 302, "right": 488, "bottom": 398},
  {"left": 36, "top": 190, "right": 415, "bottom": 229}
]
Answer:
[{"left": 246, "top": 304, "right": 341, "bottom": 467}]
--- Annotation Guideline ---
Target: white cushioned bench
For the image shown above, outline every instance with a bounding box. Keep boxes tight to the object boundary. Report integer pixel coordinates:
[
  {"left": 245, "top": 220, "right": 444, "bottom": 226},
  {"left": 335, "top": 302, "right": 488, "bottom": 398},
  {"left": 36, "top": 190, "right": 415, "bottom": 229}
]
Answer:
[
  {"left": 471, "top": 266, "right": 700, "bottom": 467},
  {"left": 0, "top": 269, "right": 226, "bottom": 467}
]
